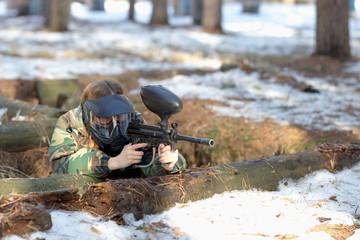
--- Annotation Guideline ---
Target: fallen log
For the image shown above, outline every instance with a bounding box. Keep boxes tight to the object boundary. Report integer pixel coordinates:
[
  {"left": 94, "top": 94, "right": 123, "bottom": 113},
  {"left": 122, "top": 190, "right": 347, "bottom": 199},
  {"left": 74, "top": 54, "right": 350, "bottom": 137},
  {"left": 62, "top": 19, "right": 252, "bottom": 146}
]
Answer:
[
  {"left": 0, "top": 174, "right": 103, "bottom": 198},
  {"left": 0, "top": 96, "right": 65, "bottom": 121},
  {"left": 0, "top": 119, "right": 57, "bottom": 152},
  {"left": 79, "top": 143, "right": 360, "bottom": 221},
  {"left": 1, "top": 143, "right": 359, "bottom": 224}
]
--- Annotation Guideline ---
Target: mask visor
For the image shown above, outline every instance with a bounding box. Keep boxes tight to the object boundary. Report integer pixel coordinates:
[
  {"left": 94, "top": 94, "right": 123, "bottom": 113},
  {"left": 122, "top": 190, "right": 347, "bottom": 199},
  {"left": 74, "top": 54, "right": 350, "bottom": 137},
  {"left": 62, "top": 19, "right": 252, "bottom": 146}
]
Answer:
[{"left": 89, "top": 111, "right": 131, "bottom": 139}]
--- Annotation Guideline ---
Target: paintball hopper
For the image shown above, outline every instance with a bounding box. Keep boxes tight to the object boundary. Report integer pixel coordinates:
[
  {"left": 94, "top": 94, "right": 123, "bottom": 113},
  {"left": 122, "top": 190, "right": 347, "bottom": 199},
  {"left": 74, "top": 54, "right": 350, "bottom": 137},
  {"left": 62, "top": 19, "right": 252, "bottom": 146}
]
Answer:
[{"left": 140, "top": 85, "right": 183, "bottom": 121}]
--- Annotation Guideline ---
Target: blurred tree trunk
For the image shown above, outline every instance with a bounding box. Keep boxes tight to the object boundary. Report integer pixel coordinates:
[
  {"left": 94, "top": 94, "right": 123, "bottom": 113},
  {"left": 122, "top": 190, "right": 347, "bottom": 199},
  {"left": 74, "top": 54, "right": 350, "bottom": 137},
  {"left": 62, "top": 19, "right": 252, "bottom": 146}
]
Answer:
[
  {"left": 202, "top": 0, "right": 222, "bottom": 33},
  {"left": 44, "top": 0, "right": 71, "bottom": 31},
  {"left": 150, "top": 0, "right": 168, "bottom": 25},
  {"left": 315, "top": 0, "right": 351, "bottom": 59},
  {"left": 6, "top": 0, "right": 29, "bottom": 16},
  {"left": 129, "top": 0, "right": 136, "bottom": 21},
  {"left": 192, "top": 0, "right": 203, "bottom": 25},
  {"left": 173, "top": 0, "right": 180, "bottom": 15},
  {"left": 241, "top": 0, "right": 262, "bottom": 14},
  {"left": 85, "top": 0, "right": 105, "bottom": 11}
]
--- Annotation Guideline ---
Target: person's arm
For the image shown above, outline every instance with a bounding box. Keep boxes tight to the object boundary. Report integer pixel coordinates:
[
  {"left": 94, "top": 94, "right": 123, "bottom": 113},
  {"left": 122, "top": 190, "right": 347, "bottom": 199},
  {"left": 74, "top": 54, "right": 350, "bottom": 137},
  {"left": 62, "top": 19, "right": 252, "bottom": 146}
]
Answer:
[{"left": 49, "top": 113, "right": 111, "bottom": 178}]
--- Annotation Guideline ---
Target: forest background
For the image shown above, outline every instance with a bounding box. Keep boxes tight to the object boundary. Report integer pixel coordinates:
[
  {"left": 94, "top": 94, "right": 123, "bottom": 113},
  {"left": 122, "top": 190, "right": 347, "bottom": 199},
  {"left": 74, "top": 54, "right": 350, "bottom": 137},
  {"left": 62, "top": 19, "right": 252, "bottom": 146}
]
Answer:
[{"left": 1, "top": 0, "right": 360, "bottom": 239}]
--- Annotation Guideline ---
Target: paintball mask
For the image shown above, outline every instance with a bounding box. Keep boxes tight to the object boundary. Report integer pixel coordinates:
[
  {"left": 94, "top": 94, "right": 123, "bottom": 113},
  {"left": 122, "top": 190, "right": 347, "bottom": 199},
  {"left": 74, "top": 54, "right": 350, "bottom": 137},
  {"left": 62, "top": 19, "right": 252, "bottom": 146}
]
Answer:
[{"left": 82, "top": 94, "right": 135, "bottom": 157}]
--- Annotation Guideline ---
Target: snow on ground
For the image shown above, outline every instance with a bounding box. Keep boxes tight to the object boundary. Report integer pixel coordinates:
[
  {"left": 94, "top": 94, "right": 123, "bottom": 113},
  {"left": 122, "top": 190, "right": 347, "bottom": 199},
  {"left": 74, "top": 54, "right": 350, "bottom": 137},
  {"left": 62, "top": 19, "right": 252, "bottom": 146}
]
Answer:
[
  {"left": 0, "top": 1, "right": 360, "bottom": 131},
  {"left": 1, "top": 1, "right": 360, "bottom": 239},
  {"left": 5, "top": 162, "right": 360, "bottom": 240}
]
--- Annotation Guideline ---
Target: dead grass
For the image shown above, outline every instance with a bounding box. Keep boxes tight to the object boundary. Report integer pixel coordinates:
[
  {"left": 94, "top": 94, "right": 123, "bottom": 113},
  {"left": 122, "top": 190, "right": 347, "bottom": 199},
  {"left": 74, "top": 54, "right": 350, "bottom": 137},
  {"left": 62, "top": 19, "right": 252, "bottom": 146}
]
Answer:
[
  {"left": 309, "top": 223, "right": 360, "bottom": 240},
  {"left": 0, "top": 147, "right": 51, "bottom": 179}
]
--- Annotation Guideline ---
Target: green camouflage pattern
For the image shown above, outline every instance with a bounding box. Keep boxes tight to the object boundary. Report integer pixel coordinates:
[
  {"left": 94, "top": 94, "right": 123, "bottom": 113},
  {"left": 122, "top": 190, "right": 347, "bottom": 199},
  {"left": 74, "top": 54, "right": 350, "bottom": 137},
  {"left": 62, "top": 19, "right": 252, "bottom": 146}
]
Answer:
[{"left": 49, "top": 104, "right": 187, "bottom": 178}]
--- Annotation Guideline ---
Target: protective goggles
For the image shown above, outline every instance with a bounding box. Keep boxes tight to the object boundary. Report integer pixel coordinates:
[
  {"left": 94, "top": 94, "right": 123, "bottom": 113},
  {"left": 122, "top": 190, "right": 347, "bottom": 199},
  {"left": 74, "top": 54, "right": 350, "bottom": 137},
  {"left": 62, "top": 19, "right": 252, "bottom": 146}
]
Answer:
[{"left": 89, "top": 111, "right": 131, "bottom": 138}]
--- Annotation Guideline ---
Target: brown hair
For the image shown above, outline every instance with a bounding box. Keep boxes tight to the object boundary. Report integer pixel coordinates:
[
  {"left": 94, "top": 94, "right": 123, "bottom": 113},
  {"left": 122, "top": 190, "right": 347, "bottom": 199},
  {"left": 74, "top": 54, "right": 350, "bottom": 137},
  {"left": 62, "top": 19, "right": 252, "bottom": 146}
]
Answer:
[{"left": 82, "top": 79, "right": 123, "bottom": 104}]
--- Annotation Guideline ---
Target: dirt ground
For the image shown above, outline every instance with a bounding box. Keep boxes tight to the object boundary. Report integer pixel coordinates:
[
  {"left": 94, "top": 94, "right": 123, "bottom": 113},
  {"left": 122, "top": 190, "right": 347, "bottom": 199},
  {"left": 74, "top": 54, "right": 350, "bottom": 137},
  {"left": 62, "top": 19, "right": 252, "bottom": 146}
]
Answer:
[{"left": 0, "top": 54, "right": 359, "bottom": 178}]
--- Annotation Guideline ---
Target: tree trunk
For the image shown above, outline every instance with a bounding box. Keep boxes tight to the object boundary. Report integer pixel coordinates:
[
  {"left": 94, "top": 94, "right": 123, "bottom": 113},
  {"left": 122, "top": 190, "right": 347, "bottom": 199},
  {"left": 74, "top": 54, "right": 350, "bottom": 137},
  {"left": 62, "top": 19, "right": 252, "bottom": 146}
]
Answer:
[
  {"left": 80, "top": 143, "right": 360, "bottom": 220},
  {"left": 129, "top": 0, "right": 135, "bottom": 21},
  {"left": 44, "top": 0, "right": 71, "bottom": 32},
  {"left": 192, "top": 0, "right": 203, "bottom": 25},
  {"left": 85, "top": 0, "right": 105, "bottom": 11},
  {"left": 202, "top": 0, "right": 222, "bottom": 33},
  {"left": 315, "top": 0, "right": 351, "bottom": 59},
  {"left": 150, "top": 0, "right": 168, "bottom": 25},
  {"left": 241, "top": 0, "right": 262, "bottom": 14},
  {"left": 0, "top": 119, "right": 57, "bottom": 152},
  {"left": 0, "top": 96, "right": 65, "bottom": 121}
]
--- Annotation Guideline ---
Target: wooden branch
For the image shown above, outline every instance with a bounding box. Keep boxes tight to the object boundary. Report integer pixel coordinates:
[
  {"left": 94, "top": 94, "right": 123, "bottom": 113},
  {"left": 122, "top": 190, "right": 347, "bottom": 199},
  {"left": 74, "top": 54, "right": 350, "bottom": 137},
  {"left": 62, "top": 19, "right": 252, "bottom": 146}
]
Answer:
[{"left": 80, "top": 143, "right": 360, "bottom": 221}]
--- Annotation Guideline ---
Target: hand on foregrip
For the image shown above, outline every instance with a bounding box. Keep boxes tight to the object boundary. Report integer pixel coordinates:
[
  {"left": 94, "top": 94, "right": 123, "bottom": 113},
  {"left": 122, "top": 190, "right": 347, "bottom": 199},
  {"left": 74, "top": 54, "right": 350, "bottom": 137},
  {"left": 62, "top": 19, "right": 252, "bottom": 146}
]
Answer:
[
  {"left": 108, "top": 143, "right": 148, "bottom": 170},
  {"left": 158, "top": 144, "right": 178, "bottom": 171}
]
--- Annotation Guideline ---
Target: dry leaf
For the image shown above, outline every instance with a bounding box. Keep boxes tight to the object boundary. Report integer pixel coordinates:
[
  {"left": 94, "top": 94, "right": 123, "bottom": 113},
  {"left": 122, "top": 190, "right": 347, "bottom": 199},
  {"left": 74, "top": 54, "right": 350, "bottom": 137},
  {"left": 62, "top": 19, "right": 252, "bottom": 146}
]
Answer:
[
  {"left": 91, "top": 226, "right": 101, "bottom": 234},
  {"left": 330, "top": 196, "right": 337, "bottom": 201},
  {"left": 178, "top": 204, "right": 190, "bottom": 209}
]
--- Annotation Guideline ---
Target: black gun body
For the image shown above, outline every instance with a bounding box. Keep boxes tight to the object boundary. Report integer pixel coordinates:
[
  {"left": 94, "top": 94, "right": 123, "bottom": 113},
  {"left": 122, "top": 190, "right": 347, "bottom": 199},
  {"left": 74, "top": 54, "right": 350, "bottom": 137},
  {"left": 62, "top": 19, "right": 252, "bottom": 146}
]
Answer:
[{"left": 127, "top": 123, "right": 215, "bottom": 148}]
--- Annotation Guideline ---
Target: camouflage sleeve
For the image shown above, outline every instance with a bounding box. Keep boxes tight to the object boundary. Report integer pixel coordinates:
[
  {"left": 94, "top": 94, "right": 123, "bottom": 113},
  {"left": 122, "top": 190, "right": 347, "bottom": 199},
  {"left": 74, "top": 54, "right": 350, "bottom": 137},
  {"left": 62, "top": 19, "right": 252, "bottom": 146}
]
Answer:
[
  {"left": 49, "top": 114, "right": 110, "bottom": 178},
  {"left": 140, "top": 153, "right": 187, "bottom": 177}
]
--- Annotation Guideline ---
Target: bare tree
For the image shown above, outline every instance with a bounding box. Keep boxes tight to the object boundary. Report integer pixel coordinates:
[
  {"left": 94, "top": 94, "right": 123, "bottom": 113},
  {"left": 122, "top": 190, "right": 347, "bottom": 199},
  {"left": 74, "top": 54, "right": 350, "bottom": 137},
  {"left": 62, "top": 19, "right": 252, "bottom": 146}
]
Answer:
[
  {"left": 44, "top": 0, "right": 71, "bottom": 32},
  {"left": 150, "top": 0, "right": 168, "bottom": 25},
  {"left": 192, "top": 0, "right": 203, "bottom": 25},
  {"left": 129, "top": 0, "right": 136, "bottom": 21},
  {"left": 315, "top": 0, "right": 351, "bottom": 59},
  {"left": 202, "top": 0, "right": 222, "bottom": 33},
  {"left": 241, "top": 0, "right": 262, "bottom": 14}
]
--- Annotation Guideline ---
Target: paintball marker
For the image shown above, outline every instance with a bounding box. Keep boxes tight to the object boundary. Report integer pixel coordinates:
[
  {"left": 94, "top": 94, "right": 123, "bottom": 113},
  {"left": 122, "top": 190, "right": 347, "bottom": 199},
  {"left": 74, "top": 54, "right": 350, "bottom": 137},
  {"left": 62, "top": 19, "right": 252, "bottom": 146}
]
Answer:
[{"left": 128, "top": 85, "right": 215, "bottom": 168}]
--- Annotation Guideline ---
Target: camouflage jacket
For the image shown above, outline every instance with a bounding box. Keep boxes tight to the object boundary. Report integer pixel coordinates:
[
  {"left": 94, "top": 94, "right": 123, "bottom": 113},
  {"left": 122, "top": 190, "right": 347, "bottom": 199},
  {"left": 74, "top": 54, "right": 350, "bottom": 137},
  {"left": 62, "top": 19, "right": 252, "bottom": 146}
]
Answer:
[{"left": 49, "top": 104, "right": 186, "bottom": 178}]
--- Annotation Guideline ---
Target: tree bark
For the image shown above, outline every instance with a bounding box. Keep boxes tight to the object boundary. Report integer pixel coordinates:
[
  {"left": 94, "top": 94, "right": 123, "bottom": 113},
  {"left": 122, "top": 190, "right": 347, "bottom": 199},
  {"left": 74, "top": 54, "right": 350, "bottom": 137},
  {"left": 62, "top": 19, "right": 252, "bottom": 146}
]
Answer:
[
  {"left": 150, "top": 0, "right": 168, "bottom": 25},
  {"left": 0, "top": 96, "right": 65, "bottom": 121},
  {"left": 44, "top": 0, "right": 71, "bottom": 32},
  {"left": 202, "top": 0, "right": 222, "bottom": 33},
  {"left": 80, "top": 143, "right": 360, "bottom": 220},
  {"left": 315, "top": 0, "right": 351, "bottom": 59},
  {"left": 191, "top": 0, "right": 203, "bottom": 25},
  {"left": 129, "top": 0, "right": 136, "bottom": 21}
]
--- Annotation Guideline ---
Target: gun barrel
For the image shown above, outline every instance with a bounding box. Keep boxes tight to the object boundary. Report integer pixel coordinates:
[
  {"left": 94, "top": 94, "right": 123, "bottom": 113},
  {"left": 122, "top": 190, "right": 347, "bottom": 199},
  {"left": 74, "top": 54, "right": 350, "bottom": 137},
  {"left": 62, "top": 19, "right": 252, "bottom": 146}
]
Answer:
[{"left": 176, "top": 134, "right": 215, "bottom": 147}]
